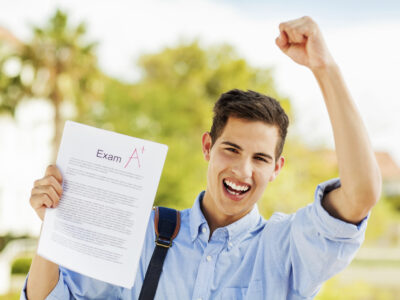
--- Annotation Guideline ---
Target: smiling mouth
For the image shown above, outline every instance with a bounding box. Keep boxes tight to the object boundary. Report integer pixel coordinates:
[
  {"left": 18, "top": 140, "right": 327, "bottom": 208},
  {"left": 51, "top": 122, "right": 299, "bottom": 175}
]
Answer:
[{"left": 223, "top": 179, "right": 251, "bottom": 196}]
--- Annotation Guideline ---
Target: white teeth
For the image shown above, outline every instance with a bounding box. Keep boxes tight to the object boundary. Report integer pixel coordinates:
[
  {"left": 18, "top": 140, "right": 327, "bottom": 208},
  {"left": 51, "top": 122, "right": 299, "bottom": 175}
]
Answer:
[
  {"left": 227, "top": 189, "right": 240, "bottom": 195},
  {"left": 224, "top": 180, "right": 249, "bottom": 192}
]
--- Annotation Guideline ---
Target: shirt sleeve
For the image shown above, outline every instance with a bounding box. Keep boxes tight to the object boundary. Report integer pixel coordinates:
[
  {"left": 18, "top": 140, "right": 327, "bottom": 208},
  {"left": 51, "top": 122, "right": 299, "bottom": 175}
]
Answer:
[
  {"left": 283, "top": 178, "right": 368, "bottom": 298},
  {"left": 20, "top": 267, "right": 123, "bottom": 300}
]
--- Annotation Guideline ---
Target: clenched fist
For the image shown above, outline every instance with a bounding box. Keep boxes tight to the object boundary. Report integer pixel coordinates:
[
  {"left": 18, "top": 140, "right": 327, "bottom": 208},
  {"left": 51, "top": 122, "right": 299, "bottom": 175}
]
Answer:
[
  {"left": 30, "top": 165, "right": 63, "bottom": 221},
  {"left": 276, "top": 16, "right": 335, "bottom": 70}
]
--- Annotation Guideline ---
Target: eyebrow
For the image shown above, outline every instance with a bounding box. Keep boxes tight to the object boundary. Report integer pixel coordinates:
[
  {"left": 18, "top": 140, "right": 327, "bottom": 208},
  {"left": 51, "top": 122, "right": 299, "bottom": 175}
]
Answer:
[{"left": 221, "top": 141, "right": 274, "bottom": 161}]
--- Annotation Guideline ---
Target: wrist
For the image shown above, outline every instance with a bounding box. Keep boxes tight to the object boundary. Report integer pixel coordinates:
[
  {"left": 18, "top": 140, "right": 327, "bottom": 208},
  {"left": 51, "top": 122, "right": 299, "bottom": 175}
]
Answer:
[{"left": 311, "top": 61, "right": 340, "bottom": 77}]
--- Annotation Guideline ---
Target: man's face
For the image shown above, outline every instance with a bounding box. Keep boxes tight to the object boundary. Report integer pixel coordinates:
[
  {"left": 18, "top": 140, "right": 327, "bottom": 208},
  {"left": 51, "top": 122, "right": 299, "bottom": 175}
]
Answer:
[{"left": 202, "top": 117, "right": 284, "bottom": 225}]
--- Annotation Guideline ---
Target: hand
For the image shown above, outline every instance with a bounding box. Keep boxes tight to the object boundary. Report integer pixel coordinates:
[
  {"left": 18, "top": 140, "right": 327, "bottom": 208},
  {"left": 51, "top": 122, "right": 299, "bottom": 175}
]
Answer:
[
  {"left": 276, "top": 16, "right": 335, "bottom": 70},
  {"left": 30, "top": 165, "right": 63, "bottom": 221}
]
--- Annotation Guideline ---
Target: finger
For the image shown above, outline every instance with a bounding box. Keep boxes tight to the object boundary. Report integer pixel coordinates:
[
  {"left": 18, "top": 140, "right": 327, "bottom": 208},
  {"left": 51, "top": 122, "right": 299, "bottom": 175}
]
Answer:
[
  {"left": 280, "top": 27, "right": 307, "bottom": 44},
  {"left": 279, "top": 16, "right": 316, "bottom": 43},
  {"left": 275, "top": 31, "right": 289, "bottom": 52},
  {"left": 280, "top": 16, "right": 315, "bottom": 34},
  {"left": 45, "top": 164, "right": 63, "bottom": 184},
  {"left": 34, "top": 175, "right": 63, "bottom": 196},
  {"left": 31, "top": 185, "right": 61, "bottom": 207},
  {"left": 30, "top": 193, "right": 54, "bottom": 209}
]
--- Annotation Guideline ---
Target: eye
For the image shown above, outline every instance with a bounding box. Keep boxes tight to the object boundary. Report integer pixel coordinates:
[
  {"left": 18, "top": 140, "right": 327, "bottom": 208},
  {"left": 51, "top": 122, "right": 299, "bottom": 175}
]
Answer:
[
  {"left": 254, "top": 156, "right": 269, "bottom": 163},
  {"left": 225, "top": 147, "right": 239, "bottom": 153}
]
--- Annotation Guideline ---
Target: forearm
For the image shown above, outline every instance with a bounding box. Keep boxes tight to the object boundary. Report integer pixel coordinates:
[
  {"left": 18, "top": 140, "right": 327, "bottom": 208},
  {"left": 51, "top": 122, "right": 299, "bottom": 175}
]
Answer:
[
  {"left": 26, "top": 235, "right": 59, "bottom": 300},
  {"left": 313, "top": 64, "right": 381, "bottom": 208}
]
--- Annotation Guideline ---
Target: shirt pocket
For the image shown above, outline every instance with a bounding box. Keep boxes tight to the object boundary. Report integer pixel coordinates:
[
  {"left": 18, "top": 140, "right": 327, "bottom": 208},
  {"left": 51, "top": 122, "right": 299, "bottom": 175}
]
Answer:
[{"left": 220, "top": 280, "right": 263, "bottom": 300}]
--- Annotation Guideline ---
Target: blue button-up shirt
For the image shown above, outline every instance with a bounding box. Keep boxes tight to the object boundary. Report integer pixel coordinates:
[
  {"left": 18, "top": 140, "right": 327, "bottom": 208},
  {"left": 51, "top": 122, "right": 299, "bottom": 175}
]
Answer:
[{"left": 21, "top": 179, "right": 368, "bottom": 299}]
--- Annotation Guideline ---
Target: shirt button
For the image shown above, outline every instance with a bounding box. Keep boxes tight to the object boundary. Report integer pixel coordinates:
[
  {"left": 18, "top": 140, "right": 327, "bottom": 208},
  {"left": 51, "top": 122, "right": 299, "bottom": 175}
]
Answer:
[
  {"left": 228, "top": 242, "right": 233, "bottom": 247},
  {"left": 202, "top": 227, "right": 207, "bottom": 233},
  {"left": 206, "top": 255, "right": 212, "bottom": 262}
]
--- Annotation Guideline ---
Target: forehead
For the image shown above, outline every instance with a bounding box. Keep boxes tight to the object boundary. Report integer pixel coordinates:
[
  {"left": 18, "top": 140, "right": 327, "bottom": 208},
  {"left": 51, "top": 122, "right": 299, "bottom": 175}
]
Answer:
[{"left": 218, "top": 117, "right": 279, "bottom": 153}]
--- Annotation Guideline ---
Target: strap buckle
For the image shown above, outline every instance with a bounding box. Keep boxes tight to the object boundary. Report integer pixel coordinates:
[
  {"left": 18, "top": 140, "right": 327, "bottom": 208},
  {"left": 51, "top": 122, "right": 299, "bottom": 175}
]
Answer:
[{"left": 155, "top": 235, "right": 172, "bottom": 248}]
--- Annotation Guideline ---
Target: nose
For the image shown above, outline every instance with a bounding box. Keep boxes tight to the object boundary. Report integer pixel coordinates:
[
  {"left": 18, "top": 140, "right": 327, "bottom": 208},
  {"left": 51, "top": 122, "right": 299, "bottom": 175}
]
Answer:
[{"left": 232, "top": 157, "right": 252, "bottom": 179}]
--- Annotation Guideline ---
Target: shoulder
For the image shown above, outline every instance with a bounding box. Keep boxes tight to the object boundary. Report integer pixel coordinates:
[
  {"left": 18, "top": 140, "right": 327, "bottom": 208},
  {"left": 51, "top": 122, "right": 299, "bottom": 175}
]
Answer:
[
  {"left": 262, "top": 211, "right": 295, "bottom": 237},
  {"left": 259, "top": 212, "right": 295, "bottom": 250}
]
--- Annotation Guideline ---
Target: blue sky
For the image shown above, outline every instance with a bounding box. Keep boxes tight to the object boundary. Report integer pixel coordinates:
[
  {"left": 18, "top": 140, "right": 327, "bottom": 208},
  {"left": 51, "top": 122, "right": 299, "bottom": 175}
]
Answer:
[{"left": 220, "top": 0, "right": 400, "bottom": 22}]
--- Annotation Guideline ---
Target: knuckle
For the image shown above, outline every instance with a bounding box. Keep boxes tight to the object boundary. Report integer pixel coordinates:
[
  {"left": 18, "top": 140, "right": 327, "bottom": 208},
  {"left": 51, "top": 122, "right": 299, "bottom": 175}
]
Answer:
[
  {"left": 43, "top": 176, "right": 54, "bottom": 185},
  {"left": 43, "top": 193, "right": 52, "bottom": 202},
  {"left": 40, "top": 177, "right": 49, "bottom": 185},
  {"left": 303, "top": 16, "right": 315, "bottom": 25},
  {"left": 45, "top": 185, "right": 56, "bottom": 197},
  {"left": 48, "top": 176, "right": 56, "bottom": 185}
]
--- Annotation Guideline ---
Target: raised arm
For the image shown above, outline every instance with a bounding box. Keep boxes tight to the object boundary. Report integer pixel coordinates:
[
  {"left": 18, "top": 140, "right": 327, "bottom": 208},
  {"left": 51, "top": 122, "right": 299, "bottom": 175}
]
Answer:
[{"left": 275, "top": 16, "right": 382, "bottom": 224}]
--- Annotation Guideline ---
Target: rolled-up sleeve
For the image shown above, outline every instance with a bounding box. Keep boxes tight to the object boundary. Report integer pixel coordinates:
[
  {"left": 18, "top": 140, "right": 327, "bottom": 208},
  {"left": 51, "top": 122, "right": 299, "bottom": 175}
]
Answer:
[
  {"left": 20, "top": 269, "right": 70, "bottom": 300},
  {"left": 289, "top": 178, "right": 369, "bottom": 297},
  {"left": 20, "top": 266, "right": 123, "bottom": 300},
  {"left": 312, "top": 178, "right": 369, "bottom": 238}
]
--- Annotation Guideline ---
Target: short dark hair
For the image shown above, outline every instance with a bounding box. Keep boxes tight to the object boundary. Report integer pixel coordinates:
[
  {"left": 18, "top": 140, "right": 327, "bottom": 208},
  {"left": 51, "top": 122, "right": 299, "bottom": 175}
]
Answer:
[{"left": 210, "top": 89, "right": 289, "bottom": 159}]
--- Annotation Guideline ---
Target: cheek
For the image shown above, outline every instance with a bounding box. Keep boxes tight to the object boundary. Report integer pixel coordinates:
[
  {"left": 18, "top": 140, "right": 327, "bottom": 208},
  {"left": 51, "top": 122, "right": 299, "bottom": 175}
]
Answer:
[
  {"left": 254, "top": 166, "right": 274, "bottom": 186},
  {"left": 210, "top": 151, "right": 233, "bottom": 172}
]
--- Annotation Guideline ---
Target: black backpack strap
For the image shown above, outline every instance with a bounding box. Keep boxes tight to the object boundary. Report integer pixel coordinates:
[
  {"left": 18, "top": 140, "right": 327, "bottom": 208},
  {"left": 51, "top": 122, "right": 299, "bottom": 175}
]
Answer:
[{"left": 138, "top": 207, "right": 181, "bottom": 300}]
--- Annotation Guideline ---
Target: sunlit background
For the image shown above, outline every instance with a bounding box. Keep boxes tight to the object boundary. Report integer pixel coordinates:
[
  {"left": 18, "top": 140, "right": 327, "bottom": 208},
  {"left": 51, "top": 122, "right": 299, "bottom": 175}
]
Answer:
[{"left": 1, "top": 0, "right": 400, "bottom": 299}]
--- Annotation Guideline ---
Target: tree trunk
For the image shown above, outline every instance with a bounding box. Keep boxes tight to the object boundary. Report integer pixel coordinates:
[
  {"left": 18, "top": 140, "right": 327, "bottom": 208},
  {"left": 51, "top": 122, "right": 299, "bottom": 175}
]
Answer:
[{"left": 51, "top": 85, "right": 64, "bottom": 163}]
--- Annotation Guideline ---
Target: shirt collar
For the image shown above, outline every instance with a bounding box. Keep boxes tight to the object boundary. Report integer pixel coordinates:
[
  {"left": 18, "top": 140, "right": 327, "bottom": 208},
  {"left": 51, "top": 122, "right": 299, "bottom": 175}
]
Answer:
[
  {"left": 224, "top": 203, "right": 261, "bottom": 247},
  {"left": 189, "top": 191, "right": 262, "bottom": 246},
  {"left": 189, "top": 191, "right": 208, "bottom": 242}
]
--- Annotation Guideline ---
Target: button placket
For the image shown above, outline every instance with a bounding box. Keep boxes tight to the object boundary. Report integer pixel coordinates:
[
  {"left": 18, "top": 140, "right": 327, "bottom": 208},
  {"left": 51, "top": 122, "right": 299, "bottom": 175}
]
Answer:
[{"left": 191, "top": 238, "right": 224, "bottom": 300}]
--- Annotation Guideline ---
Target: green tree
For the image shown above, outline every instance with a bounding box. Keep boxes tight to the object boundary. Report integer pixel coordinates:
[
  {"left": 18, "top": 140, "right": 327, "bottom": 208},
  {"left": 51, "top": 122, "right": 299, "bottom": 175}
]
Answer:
[
  {"left": 87, "top": 41, "right": 292, "bottom": 210},
  {"left": 0, "top": 10, "right": 103, "bottom": 160}
]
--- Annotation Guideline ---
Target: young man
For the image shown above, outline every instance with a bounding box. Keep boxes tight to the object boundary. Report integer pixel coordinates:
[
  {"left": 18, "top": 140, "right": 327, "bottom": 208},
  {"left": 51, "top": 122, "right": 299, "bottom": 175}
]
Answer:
[{"left": 22, "top": 16, "right": 381, "bottom": 299}]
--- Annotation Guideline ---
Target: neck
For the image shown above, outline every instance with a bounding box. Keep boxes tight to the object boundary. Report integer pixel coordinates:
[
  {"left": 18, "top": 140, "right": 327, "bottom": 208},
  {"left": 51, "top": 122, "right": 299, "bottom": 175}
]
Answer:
[{"left": 201, "top": 191, "right": 244, "bottom": 236}]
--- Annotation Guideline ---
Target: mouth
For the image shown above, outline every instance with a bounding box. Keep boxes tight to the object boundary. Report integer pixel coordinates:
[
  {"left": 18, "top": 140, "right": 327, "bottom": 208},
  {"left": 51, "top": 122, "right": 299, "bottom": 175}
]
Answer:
[{"left": 222, "top": 178, "right": 251, "bottom": 197}]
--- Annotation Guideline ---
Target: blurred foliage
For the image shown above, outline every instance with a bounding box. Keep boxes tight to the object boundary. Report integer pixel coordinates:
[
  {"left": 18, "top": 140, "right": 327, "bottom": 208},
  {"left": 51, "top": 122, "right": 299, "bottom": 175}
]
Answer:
[
  {"left": 386, "top": 195, "right": 400, "bottom": 211},
  {"left": 85, "top": 40, "right": 291, "bottom": 210},
  {"left": 364, "top": 196, "right": 400, "bottom": 245},
  {"left": 317, "top": 278, "right": 399, "bottom": 300},
  {"left": 11, "top": 257, "right": 32, "bottom": 274},
  {"left": 0, "top": 293, "right": 20, "bottom": 300},
  {"left": 0, "top": 9, "right": 103, "bottom": 160},
  {"left": 0, "top": 234, "right": 30, "bottom": 252},
  {"left": 258, "top": 144, "right": 339, "bottom": 217}
]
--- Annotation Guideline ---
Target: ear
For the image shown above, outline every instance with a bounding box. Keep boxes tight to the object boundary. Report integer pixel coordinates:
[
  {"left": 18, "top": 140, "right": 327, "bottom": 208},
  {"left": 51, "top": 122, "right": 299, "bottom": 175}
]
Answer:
[
  {"left": 202, "top": 132, "right": 212, "bottom": 161},
  {"left": 268, "top": 156, "right": 285, "bottom": 182}
]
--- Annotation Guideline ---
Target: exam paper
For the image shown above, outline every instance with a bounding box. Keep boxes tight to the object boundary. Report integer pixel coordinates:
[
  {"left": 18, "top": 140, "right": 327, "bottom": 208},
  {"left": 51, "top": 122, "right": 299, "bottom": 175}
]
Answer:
[{"left": 37, "top": 121, "right": 168, "bottom": 288}]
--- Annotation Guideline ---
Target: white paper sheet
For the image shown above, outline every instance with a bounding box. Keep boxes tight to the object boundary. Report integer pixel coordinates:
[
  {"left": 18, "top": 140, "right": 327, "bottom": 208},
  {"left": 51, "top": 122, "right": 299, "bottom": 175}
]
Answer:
[{"left": 37, "top": 121, "right": 168, "bottom": 288}]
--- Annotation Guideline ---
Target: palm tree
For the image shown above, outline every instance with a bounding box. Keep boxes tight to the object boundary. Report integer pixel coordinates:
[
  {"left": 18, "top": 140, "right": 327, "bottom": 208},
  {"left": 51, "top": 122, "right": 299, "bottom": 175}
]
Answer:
[{"left": 0, "top": 9, "right": 103, "bottom": 161}]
